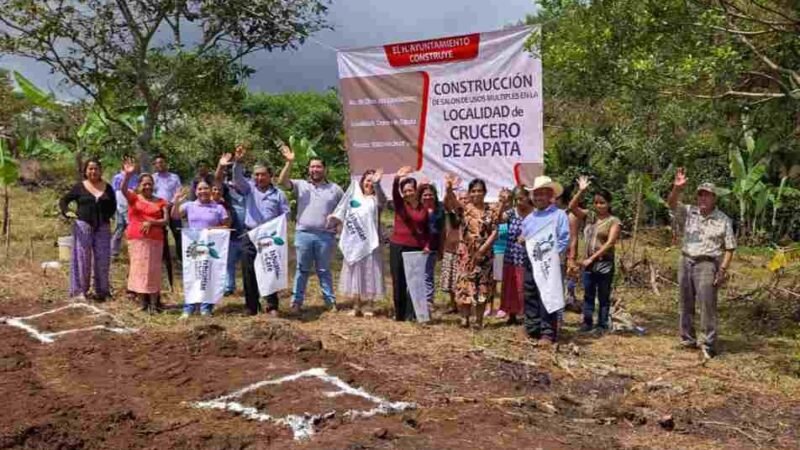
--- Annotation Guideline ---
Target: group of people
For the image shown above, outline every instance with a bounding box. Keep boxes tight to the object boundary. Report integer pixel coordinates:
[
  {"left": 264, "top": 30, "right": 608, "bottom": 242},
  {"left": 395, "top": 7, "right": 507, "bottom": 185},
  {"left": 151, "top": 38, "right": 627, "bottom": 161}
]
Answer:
[{"left": 59, "top": 147, "right": 736, "bottom": 359}]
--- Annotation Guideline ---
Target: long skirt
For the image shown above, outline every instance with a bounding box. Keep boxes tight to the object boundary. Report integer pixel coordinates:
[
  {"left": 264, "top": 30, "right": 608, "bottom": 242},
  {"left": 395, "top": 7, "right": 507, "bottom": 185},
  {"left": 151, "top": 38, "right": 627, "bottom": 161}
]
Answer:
[
  {"left": 70, "top": 220, "right": 111, "bottom": 298},
  {"left": 127, "top": 238, "right": 163, "bottom": 294},
  {"left": 339, "top": 247, "right": 385, "bottom": 300},
  {"left": 500, "top": 263, "right": 524, "bottom": 315}
]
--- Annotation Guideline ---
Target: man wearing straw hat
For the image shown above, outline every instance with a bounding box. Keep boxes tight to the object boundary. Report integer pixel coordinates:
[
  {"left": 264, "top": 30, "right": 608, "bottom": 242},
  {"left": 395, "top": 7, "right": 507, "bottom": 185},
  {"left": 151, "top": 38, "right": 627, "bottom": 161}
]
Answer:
[
  {"left": 520, "top": 176, "right": 571, "bottom": 346},
  {"left": 667, "top": 168, "right": 736, "bottom": 360}
]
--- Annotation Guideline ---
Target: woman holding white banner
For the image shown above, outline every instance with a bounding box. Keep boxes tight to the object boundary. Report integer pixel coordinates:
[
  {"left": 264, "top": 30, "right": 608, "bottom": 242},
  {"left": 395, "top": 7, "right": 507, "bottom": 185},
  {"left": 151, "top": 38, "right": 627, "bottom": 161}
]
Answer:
[
  {"left": 328, "top": 169, "right": 386, "bottom": 317},
  {"left": 389, "top": 166, "right": 430, "bottom": 322},
  {"left": 171, "top": 182, "right": 231, "bottom": 318},
  {"left": 444, "top": 174, "right": 511, "bottom": 329}
]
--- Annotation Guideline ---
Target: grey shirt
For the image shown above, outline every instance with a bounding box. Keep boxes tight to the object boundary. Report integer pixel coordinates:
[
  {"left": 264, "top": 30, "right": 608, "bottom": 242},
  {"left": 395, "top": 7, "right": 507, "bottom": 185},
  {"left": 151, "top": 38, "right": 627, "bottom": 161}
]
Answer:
[
  {"left": 291, "top": 179, "right": 344, "bottom": 233},
  {"left": 674, "top": 204, "right": 736, "bottom": 258}
]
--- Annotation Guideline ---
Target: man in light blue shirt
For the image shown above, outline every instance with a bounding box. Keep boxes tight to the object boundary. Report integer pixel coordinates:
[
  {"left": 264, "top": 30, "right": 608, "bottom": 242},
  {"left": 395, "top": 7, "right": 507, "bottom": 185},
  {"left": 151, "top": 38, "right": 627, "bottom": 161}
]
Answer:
[
  {"left": 110, "top": 161, "right": 139, "bottom": 257},
  {"left": 225, "top": 147, "right": 290, "bottom": 316},
  {"left": 153, "top": 154, "right": 183, "bottom": 264},
  {"left": 521, "top": 176, "right": 570, "bottom": 345}
]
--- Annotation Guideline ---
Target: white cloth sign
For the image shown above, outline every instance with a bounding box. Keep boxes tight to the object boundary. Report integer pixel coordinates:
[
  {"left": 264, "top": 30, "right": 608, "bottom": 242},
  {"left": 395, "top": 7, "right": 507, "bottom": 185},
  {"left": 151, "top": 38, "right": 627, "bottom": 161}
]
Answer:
[
  {"left": 181, "top": 229, "right": 230, "bottom": 305},
  {"left": 337, "top": 26, "right": 543, "bottom": 201},
  {"left": 525, "top": 223, "right": 565, "bottom": 314},
  {"left": 332, "top": 181, "right": 380, "bottom": 264},
  {"left": 248, "top": 214, "right": 289, "bottom": 297},
  {"left": 402, "top": 251, "right": 430, "bottom": 323}
]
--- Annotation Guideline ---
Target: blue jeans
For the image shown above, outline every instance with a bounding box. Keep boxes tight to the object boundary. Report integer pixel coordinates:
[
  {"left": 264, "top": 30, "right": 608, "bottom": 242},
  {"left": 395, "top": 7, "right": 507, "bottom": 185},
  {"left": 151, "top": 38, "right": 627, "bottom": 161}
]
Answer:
[
  {"left": 183, "top": 303, "right": 214, "bottom": 315},
  {"left": 111, "top": 210, "right": 127, "bottom": 256},
  {"left": 224, "top": 237, "right": 242, "bottom": 294},
  {"left": 582, "top": 268, "right": 615, "bottom": 329},
  {"left": 424, "top": 251, "right": 437, "bottom": 303},
  {"left": 292, "top": 230, "right": 336, "bottom": 306}
]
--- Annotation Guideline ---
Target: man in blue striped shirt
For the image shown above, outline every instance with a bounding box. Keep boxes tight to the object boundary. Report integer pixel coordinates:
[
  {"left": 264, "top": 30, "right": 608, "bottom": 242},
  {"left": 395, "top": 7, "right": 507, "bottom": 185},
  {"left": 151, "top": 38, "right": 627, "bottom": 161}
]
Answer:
[{"left": 225, "top": 146, "right": 290, "bottom": 316}]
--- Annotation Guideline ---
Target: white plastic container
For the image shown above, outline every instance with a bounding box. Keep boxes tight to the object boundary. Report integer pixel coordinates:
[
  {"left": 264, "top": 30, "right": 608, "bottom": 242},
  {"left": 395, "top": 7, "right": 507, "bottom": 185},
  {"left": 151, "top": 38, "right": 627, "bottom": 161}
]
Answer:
[{"left": 57, "top": 236, "right": 73, "bottom": 262}]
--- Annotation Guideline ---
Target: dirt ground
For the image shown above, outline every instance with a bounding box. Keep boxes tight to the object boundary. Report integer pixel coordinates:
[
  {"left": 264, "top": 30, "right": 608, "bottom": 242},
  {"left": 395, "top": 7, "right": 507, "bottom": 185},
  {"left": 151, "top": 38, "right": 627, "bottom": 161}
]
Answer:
[{"left": 1, "top": 186, "right": 799, "bottom": 449}]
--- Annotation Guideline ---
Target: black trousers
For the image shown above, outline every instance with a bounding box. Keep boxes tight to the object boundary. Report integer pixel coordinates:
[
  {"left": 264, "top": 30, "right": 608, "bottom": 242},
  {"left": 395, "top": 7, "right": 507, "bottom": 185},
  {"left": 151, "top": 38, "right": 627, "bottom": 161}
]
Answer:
[
  {"left": 168, "top": 218, "right": 182, "bottom": 262},
  {"left": 242, "top": 234, "right": 279, "bottom": 315},
  {"left": 389, "top": 243, "right": 420, "bottom": 321},
  {"left": 523, "top": 263, "right": 560, "bottom": 341}
]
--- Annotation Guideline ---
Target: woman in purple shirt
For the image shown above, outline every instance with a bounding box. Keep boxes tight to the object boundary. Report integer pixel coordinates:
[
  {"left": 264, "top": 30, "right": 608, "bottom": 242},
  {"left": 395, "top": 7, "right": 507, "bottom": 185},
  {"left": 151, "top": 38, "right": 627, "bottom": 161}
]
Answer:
[{"left": 171, "top": 181, "right": 231, "bottom": 317}]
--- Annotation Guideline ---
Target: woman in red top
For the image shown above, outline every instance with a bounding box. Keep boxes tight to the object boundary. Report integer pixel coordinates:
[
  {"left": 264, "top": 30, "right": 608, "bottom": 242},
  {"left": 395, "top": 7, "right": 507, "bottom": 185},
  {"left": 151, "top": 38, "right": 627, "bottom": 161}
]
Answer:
[
  {"left": 120, "top": 158, "right": 169, "bottom": 313},
  {"left": 389, "top": 166, "right": 429, "bottom": 321}
]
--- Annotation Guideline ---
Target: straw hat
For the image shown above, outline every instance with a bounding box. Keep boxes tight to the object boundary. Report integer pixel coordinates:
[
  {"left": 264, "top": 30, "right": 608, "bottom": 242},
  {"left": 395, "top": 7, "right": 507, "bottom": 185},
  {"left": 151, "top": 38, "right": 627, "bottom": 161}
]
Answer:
[{"left": 525, "top": 175, "right": 564, "bottom": 198}]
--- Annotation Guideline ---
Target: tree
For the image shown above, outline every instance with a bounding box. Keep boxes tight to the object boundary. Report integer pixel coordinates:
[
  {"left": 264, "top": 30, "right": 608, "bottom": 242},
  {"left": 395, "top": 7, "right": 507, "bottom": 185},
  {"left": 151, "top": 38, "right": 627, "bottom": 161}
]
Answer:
[
  {"left": 0, "top": 0, "right": 331, "bottom": 166},
  {"left": 529, "top": 0, "right": 800, "bottom": 240}
]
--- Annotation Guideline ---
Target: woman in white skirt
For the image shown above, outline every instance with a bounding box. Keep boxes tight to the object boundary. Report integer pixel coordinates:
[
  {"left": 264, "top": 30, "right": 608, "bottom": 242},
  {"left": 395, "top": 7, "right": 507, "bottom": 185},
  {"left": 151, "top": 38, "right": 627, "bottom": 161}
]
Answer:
[{"left": 328, "top": 169, "right": 387, "bottom": 316}]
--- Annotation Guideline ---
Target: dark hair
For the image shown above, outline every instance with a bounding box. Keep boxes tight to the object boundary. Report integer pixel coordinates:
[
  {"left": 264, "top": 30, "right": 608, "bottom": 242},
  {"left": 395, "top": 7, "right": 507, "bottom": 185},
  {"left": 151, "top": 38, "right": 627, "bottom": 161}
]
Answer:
[
  {"left": 253, "top": 163, "right": 273, "bottom": 175},
  {"left": 153, "top": 154, "right": 167, "bottom": 162},
  {"left": 360, "top": 170, "right": 376, "bottom": 192},
  {"left": 137, "top": 173, "right": 154, "bottom": 192},
  {"left": 594, "top": 189, "right": 612, "bottom": 204},
  {"left": 399, "top": 177, "right": 417, "bottom": 192},
  {"left": 309, "top": 157, "right": 326, "bottom": 168},
  {"left": 417, "top": 183, "right": 440, "bottom": 206},
  {"left": 513, "top": 185, "right": 532, "bottom": 206},
  {"left": 468, "top": 178, "right": 487, "bottom": 193},
  {"left": 82, "top": 158, "right": 102, "bottom": 179}
]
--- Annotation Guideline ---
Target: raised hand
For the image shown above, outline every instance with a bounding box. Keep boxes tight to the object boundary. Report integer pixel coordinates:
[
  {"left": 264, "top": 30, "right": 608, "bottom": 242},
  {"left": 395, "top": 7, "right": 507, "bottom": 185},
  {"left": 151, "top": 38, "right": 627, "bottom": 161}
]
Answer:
[
  {"left": 219, "top": 152, "right": 233, "bottom": 167},
  {"left": 280, "top": 144, "right": 295, "bottom": 162},
  {"left": 396, "top": 166, "right": 413, "bottom": 178},
  {"left": 674, "top": 167, "right": 688, "bottom": 189},
  {"left": 577, "top": 175, "right": 591, "bottom": 192},
  {"left": 122, "top": 157, "right": 136, "bottom": 174},
  {"left": 172, "top": 187, "right": 188, "bottom": 204},
  {"left": 233, "top": 145, "right": 246, "bottom": 162},
  {"left": 371, "top": 168, "right": 384, "bottom": 183},
  {"left": 444, "top": 173, "right": 462, "bottom": 190}
]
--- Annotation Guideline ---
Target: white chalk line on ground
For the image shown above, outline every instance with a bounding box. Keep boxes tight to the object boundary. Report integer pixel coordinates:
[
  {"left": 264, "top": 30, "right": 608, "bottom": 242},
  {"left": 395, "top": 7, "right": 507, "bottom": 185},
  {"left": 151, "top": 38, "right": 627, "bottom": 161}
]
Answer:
[
  {"left": 189, "top": 367, "right": 416, "bottom": 440},
  {"left": 0, "top": 302, "right": 137, "bottom": 343}
]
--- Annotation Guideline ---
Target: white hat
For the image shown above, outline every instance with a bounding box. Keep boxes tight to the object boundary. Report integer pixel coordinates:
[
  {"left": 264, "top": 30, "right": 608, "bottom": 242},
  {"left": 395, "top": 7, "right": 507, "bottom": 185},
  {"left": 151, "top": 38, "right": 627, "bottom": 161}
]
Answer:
[{"left": 525, "top": 175, "right": 564, "bottom": 198}]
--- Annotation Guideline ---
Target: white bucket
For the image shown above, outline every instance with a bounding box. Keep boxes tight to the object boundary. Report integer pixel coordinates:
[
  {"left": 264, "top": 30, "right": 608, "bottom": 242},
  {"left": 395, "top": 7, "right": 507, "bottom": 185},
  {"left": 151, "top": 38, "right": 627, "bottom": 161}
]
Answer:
[{"left": 57, "top": 236, "right": 73, "bottom": 262}]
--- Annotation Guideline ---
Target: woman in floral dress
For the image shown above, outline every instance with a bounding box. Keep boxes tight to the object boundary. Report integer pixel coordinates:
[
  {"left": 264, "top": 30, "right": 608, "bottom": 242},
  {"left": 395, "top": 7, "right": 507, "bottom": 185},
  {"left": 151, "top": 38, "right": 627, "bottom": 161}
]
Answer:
[{"left": 444, "top": 174, "right": 510, "bottom": 328}]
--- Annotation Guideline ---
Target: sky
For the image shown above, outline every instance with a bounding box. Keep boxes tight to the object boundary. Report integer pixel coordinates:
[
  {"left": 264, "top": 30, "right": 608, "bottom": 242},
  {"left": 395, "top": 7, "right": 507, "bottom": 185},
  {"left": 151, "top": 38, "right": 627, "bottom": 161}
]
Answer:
[{"left": 0, "top": 0, "right": 537, "bottom": 97}]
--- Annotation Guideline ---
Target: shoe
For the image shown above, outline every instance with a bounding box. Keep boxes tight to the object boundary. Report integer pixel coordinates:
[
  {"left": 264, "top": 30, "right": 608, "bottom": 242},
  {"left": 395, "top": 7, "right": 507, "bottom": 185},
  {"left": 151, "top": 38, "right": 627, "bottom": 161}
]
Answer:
[
  {"left": 579, "top": 323, "right": 593, "bottom": 333},
  {"left": 701, "top": 347, "right": 715, "bottom": 360},
  {"left": 483, "top": 308, "right": 493, "bottom": 317},
  {"left": 223, "top": 290, "right": 234, "bottom": 297},
  {"left": 506, "top": 315, "right": 519, "bottom": 325},
  {"left": 179, "top": 312, "right": 190, "bottom": 320},
  {"left": 537, "top": 337, "right": 555, "bottom": 349},
  {"left": 267, "top": 309, "right": 279, "bottom": 318},
  {"left": 677, "top": 340, "right": 698, "bottom": 350},
  {"left": 70, "top": 294, "right": 87, "bottom": 303},
  {"left": 291, "top": 303, "right": 301, "bottom": 314},
  {"left": 329, "top": 304, "right": 338, "bottom": 313},
  {"left": 200, "top": 310, "right": 212, "bottom": 317},
  {"left": 495, "top": 310, "right": 507, "bottom": 319}
]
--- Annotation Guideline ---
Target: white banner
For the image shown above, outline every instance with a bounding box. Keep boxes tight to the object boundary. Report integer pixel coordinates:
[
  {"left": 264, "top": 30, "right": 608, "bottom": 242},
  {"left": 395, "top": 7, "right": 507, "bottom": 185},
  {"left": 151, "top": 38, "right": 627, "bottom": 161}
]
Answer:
[
  {"left": 402, "top": 251, "right": 431, "bottom": 322},
  {"left": 248, "top": 214, "right": 289, "bottom": 297},
  {"left": 525, "top": 223, "right": 565, "bottom": 314},
  {"left": 332, "top": 181, "right": 380, "bottom": 264},
  {"left": 181, "top": 229, "right": 230, "bottom": 305},
  {"left": 337, "top": 26, "right": 543, "bottom": 201}
]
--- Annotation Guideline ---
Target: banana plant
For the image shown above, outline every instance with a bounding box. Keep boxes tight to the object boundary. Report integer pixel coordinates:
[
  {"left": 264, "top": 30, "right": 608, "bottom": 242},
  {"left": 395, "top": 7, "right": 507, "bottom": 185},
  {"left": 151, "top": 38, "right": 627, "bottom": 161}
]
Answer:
[
  {"left": 729, "top": 117, "right": 773, "bottom": 238},
  {"left": 0, "top": 139, "right": 18, "bottom": 238}
]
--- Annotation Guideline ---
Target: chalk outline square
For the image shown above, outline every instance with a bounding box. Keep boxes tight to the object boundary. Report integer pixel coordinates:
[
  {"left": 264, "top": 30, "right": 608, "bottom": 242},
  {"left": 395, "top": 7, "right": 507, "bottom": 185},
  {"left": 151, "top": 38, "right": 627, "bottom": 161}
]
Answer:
[
  {"left": 0, "top": 302, "right": 137, "bottom": 343},
  {"left": 189, "top": 367, "right": 415, "bottom": 440}
]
